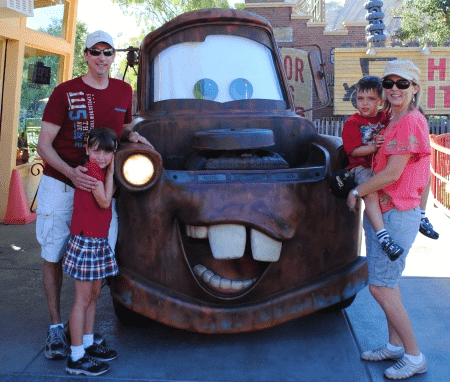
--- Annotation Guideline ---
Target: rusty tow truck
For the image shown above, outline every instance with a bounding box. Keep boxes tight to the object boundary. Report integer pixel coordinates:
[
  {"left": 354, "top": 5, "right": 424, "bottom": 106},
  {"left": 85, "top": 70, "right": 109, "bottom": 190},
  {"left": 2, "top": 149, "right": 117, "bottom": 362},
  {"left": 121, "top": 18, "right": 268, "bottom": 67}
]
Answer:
[{"left": 110, "top": 8, "right": 368, "bottom": 333}]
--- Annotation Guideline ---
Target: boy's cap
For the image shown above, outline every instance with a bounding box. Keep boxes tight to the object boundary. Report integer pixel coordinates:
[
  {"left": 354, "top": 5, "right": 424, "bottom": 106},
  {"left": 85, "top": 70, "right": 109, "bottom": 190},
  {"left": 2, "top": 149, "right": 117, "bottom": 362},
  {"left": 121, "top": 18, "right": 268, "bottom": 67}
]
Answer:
[
  {"left": 85, "top": 30, "right": 115, "bottom": 49},
  {"left": 382, "top": 60, "right": 420, "bottom": 84}
]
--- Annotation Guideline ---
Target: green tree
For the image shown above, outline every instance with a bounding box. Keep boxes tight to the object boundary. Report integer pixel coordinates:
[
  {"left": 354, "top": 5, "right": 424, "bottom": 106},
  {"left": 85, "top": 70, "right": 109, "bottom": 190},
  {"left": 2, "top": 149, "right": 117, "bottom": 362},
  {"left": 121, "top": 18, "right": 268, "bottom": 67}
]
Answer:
[
  {"left": 72, "top": 20, "right": 89, "bottom": 78},
  {"left": 111, "top": 0, "right": 230, "bottom": 29},
  {"left": 396, "top": 0, "right": 450, "bottom": 45}
]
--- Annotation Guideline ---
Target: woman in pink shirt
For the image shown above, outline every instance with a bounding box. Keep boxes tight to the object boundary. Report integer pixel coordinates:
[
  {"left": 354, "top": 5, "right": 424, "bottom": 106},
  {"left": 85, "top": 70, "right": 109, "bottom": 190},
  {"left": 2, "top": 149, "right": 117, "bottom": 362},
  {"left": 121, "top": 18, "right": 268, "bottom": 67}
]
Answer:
[{"left": 347, "top": 60, "right": 430, "bottom": 380}]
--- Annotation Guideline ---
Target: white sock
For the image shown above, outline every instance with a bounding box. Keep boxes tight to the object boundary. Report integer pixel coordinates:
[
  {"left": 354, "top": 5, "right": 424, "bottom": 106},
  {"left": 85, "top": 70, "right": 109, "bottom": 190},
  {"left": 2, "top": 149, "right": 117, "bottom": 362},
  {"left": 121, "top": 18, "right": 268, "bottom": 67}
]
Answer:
[
  {"left": 387, "top": 342, "right": 404, "bottom": 351},
  {"left": 49, "top": 323, "right": 64, "bottom": 330},
  {"left": 70, "top": 345, "right": 85, "bottom": 361},
  {"left": 376, "top": 229, "right": 389, "bottom": 244},
  {"left": 420, "top": 210, "right": 426, "bottom": 218},
  {"left": 83, "top": 333, "right": 94, "bottom": 348},
  {"left": 404, "top": 352, "right": 424, "bottom": 365}
]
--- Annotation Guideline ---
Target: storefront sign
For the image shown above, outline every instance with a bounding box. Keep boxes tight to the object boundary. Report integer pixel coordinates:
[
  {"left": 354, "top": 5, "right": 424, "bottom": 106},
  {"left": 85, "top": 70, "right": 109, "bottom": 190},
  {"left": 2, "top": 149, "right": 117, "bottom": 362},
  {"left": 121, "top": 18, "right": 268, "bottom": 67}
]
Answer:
[
  {"left": 334, "top": 48, "right": 450, "bottom": 115},
  {"left": 280, "top": 48, "right": 312, "bottom": 118}
]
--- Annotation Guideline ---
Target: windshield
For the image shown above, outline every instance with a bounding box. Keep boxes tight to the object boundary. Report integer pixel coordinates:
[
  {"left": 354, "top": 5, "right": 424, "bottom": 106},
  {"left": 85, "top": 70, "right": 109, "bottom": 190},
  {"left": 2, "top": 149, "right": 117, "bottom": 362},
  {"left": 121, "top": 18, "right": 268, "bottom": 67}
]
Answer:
[{"left": 152, "top": 35, "right": 284, "bottom": 104}]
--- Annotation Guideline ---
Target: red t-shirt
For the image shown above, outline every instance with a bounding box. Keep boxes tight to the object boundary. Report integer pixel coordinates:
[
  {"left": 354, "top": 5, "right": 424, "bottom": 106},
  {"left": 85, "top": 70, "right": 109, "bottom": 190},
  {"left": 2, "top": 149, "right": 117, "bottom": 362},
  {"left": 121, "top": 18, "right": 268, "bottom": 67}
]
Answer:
[
  {"left": 70, "top": 162, "right": 112, "bottom": 238},
  {"left": 342, "top": 111, "right": 390, "bottom": 169},
  {"left": 42, "top": 76, "right": 132, "bottom": 187},
  {"left": 374, "top": 110, "right": 431, "bottom": 213}
]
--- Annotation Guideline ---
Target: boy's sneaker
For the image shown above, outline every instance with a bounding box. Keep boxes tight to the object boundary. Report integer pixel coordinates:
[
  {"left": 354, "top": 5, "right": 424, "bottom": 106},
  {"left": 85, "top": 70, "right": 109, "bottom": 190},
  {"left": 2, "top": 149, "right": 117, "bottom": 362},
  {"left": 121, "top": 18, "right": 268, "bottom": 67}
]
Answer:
[
  {"left": 419, "top": 217, "right": 439, "bottom": 239},
  {"left": 380, "top": 237, "right": 404, "bottom": 261},
  {"left": 44, "top": 326, "right": 68, "bottom": 359},
  {"left": 361, "top": 344, "right": 404, "bottom": 361},
  {"left": 384, "top": 355, "right": 427, "bottom": 380},
  {"left": 85, "top": 343, "right": 118, "bottom": 361},
  {"left": 66, "top": 354, "right": 110, "bottom": 376}
]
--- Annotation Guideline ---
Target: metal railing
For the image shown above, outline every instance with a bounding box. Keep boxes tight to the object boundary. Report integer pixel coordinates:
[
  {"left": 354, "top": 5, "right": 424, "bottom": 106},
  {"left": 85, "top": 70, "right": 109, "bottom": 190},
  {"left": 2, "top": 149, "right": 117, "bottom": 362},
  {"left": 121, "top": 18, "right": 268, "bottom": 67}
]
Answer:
[
  {"left": 428, "top": 119, "right": 450, "bottom": 135},
  {"left": 314, "top": 119, "right": 344, "bottom": 136},
  {"left": 430, "top": 134, "right": 450, "bottom": 217}
]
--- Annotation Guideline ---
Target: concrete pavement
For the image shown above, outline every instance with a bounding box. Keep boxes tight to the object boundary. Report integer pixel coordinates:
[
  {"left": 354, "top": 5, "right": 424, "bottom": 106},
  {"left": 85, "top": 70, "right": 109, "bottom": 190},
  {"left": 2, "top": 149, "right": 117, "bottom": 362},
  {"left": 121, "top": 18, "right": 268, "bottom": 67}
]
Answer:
[{"left": 0, "top": 197, "right": 448, "bottom": 381}]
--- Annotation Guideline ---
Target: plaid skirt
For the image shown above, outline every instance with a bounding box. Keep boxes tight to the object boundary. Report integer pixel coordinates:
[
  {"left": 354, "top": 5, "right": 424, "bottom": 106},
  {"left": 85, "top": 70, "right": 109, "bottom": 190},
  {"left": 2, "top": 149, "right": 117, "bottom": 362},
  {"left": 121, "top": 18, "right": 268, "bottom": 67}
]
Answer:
[{"left": 63, "top": 234, "right": 118, "bottom": 281}]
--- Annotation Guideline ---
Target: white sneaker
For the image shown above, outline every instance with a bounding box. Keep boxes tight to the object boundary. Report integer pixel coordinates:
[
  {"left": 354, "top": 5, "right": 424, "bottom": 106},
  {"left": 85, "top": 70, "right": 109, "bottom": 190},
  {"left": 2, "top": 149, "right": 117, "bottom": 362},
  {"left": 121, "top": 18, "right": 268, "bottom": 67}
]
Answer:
[
  {"left": 361, "top": 344, "right": 404, "bottom": 361},
  {"left": 384, "top": 355, "right": 427, "bottom": 380}
]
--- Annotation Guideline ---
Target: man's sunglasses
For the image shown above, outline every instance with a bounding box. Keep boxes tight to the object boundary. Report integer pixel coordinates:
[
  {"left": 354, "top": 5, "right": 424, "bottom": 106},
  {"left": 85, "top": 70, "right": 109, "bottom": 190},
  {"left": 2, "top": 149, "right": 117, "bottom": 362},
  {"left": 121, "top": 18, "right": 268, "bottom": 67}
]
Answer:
[
  {"left": 382, "top": 78, "right": 411, "bottom": 90},
  {"left": 87, "top": 48, "right": 115, "bottom": 57}
]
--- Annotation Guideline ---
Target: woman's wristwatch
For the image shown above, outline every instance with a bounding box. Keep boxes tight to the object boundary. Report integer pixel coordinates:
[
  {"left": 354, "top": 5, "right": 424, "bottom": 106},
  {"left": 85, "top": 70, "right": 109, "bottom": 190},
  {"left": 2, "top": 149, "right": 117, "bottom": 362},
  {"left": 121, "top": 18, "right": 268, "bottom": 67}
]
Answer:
[{"left": 351, "top": 188, "right": 361, "bottom": 198}]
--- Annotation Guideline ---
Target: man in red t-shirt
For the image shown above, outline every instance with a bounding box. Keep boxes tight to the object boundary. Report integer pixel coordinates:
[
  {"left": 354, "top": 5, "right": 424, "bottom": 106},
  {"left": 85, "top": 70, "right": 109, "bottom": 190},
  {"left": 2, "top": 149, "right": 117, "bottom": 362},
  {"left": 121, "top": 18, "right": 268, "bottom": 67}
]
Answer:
[{"left": 36, "top": 30, "right": 151, "bottom": 360}]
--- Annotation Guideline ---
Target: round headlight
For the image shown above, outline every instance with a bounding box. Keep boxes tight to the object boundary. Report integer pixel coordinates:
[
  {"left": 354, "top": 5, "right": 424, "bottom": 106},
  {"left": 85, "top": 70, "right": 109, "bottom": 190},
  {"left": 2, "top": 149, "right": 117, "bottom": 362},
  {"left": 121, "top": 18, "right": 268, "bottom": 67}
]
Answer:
[{"left": 123, "top": 154, "right": 154, "bottom": 186}]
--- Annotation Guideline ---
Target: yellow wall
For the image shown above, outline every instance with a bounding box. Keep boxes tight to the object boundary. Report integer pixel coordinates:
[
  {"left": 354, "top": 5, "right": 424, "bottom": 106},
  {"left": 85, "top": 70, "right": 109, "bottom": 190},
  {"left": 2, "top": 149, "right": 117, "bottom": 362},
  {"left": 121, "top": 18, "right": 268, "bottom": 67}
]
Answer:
[
  {"left": 334, "top": 47, "right": 450, "bottom": 116},
  {"left": 0, "top": 0, "right": 78, "bottom": 222}
]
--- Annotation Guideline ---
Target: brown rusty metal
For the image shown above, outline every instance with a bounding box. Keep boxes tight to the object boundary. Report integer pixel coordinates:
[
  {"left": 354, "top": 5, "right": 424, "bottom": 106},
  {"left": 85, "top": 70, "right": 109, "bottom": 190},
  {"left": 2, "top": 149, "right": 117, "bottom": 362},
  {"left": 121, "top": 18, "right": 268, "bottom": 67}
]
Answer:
[
  {"left": 192, "top": 128, "right": 274, "bottom": 150},
  {"left": 110, "top": 9, "right": 368, "bottom": 333}
]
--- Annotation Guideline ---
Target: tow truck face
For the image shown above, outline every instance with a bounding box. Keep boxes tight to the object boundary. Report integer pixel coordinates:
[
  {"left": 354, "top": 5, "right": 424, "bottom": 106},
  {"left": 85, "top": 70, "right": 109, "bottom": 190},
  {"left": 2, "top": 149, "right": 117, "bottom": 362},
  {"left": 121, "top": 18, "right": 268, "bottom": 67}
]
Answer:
[{"left": 110, "top": 8, "right": 368, "bottom": 333}]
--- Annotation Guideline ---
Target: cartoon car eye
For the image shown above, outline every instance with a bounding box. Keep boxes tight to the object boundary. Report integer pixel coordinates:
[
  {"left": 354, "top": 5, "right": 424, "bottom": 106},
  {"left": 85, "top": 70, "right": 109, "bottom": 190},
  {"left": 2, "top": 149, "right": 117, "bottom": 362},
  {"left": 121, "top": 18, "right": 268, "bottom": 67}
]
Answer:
[
  {"left": 194, "top": 78, "right": 219, "bottom": 100},
  {"left": 229, "top": 78, "right": 253, "bottom": 100},
  {"left": 152, "top": 35, "right": 283, "bottom": 104}
]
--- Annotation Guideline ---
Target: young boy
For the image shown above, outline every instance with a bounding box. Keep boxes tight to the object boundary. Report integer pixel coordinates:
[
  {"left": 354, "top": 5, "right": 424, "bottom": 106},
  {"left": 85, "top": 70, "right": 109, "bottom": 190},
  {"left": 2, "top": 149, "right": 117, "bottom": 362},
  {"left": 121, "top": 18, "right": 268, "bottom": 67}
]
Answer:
[{"left": 342, "top": 75, "right": 404, "bottom": 261}]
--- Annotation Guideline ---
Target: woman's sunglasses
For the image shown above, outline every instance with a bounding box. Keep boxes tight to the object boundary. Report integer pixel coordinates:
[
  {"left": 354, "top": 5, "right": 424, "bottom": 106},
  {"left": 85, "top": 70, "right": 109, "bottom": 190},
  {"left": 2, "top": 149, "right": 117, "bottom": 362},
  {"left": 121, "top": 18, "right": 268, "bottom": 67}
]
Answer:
[
  {"left": 87, "top": 48, "right": 115, "bottom": 57},
  {"left": 382, "top": 78, "right": 411, "bottom": 90}
]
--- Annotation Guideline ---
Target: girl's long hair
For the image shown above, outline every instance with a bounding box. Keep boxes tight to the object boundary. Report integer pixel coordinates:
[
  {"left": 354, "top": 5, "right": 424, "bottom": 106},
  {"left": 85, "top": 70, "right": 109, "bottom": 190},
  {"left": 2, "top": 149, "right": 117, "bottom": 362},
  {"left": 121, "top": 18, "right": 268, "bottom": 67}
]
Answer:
[{"left": 87, "top": 127, "right": 118, "bottom": 152}]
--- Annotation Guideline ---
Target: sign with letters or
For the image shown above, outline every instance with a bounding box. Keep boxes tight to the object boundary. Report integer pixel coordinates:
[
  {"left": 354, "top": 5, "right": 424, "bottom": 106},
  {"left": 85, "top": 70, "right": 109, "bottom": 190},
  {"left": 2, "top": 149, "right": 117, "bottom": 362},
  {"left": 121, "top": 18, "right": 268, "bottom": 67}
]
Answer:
[{"left": 280, "top": 48, "right": 312, "bottom": 119}]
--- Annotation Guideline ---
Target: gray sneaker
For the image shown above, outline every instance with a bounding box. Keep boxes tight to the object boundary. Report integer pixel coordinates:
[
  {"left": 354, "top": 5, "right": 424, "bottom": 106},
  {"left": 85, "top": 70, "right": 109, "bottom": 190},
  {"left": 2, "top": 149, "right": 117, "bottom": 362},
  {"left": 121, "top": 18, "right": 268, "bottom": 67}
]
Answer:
[
  {"left": 44, "top": 325, "right": 69, "bottom": 359},
  {"left": 384, "top": 355, "right": 427, "bottom": 380},
  {"left": 361, "top": 344, "right": 404, "bottom": 361}
]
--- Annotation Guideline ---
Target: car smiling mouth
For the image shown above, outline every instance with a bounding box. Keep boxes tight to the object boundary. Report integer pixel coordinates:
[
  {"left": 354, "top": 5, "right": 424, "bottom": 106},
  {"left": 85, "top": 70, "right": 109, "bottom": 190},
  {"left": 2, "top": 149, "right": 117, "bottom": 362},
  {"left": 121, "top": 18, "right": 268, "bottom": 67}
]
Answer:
[{"left": 181, "top": 223, "right": 283, "bottom": 298}]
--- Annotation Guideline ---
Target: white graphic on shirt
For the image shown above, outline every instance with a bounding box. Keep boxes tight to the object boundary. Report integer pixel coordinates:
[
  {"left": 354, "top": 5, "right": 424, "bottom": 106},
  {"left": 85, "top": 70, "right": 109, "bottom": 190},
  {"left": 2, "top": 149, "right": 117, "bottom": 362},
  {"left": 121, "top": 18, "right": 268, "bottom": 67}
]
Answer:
[{"left": 67, "top": 91, "right": 94, "bottom": 147}]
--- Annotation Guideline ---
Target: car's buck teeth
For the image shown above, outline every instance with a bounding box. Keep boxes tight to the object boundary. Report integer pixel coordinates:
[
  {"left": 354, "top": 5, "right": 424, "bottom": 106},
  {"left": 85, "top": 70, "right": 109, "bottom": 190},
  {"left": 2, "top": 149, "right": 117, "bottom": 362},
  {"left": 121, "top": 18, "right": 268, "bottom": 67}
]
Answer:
[
  {"left": 250, "top": 228, "right": 282, "bottom": 262},
  {"left": 186, "top": 224, "right": 282, "bottom": 262},
  {"left": 207, "top": 224, "right": 246, "bottom": 259}
]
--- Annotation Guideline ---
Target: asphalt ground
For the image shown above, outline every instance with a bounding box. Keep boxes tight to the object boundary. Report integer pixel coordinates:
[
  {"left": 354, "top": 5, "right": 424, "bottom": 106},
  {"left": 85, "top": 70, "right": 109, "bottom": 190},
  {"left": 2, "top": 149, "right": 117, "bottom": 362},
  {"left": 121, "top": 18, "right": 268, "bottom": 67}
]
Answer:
[{"left": 0, "top": 196, "right": 449, "bottom": 381}]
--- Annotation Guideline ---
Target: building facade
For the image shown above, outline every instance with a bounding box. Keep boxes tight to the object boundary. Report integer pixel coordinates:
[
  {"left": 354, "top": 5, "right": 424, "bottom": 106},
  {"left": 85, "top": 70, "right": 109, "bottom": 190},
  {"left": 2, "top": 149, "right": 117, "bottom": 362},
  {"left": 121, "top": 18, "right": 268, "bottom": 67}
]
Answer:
[
  {"left": 244, "top": 0, "right": 367, "bottom": 119},
  {"left": 0, "top": 0, "right": 78, "bottom": 222}
]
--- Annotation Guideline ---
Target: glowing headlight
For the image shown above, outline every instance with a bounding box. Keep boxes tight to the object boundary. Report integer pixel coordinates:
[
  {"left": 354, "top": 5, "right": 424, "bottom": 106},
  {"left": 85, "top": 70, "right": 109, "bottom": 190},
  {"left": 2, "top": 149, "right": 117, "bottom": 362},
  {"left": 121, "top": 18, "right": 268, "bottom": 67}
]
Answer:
[{"left": 123, "top": 154, "right": 154, "bottom": 186}]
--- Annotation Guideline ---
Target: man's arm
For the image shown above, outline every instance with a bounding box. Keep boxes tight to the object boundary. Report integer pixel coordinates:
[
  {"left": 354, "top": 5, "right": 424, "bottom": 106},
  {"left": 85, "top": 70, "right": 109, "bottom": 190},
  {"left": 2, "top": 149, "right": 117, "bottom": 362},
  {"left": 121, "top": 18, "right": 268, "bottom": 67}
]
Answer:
[{"left": 37, "top": 121, "right": 97, "bottom": 191}]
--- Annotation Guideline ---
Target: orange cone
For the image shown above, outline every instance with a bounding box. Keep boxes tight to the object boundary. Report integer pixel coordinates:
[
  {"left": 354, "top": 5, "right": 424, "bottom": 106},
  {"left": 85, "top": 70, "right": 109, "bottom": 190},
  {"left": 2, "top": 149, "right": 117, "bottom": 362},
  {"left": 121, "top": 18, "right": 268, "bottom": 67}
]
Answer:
[{"left": 4, "top": 169, "right": 37, "bottom": 225}]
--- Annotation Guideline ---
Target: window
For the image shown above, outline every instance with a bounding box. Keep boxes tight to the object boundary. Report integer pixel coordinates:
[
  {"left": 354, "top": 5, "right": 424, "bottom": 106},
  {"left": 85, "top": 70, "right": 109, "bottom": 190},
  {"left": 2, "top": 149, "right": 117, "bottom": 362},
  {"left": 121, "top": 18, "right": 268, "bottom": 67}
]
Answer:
[
  {"left": 26, "top": 0, "right": 66, "bottom": 38},
  {"left": 152, "top": 35, "right": 284, "bottom": 104},
  {"left": 17, "top": 47, "right": 61, "bottom": 164}
]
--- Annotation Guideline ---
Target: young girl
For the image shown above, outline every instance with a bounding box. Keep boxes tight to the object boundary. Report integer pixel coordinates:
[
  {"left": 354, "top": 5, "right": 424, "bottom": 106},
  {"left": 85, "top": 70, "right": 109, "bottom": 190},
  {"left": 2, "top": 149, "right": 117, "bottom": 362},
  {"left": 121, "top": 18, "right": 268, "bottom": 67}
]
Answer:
[{"left": 64, "top": 127, "right": 119, "bottom": 376}]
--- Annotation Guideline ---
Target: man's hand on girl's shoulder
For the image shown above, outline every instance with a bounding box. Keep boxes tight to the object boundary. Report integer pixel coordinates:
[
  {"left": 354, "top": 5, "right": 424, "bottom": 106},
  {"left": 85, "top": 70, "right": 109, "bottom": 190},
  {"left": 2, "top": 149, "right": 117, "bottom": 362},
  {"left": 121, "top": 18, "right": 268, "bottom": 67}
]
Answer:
[{"left": 71, "top": 166, "right": 98, "bottom": 191}]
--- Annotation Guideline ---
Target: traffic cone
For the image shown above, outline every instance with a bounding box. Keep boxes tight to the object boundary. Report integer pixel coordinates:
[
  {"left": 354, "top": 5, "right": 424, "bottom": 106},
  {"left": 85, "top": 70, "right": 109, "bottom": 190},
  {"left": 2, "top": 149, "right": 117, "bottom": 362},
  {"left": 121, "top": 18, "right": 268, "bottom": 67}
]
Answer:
[{"left": 4, "top": 169, "right": 37, "bottom": 225}]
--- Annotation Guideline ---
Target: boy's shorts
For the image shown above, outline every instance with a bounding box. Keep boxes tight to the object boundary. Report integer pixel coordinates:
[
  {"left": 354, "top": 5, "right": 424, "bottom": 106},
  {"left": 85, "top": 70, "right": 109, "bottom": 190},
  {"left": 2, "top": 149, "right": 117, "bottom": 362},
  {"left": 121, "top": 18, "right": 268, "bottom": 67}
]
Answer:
[
  {"left": 363, "top": 207, "right": 420, "bottom": 288},
  {"left": 36, "top": 175, "right": 118, "bottom": 263},
  {"left": 349, "top": 165, "right": 373, "bottom": 185}
]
